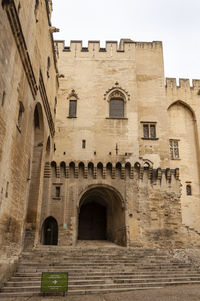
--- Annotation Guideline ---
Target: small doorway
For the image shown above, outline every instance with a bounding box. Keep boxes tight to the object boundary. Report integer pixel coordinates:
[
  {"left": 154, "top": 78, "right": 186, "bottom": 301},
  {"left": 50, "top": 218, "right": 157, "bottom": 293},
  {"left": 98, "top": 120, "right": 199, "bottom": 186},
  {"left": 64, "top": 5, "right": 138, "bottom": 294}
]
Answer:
[
  {"left": 78, "top": 202, "right": 107, "bottom": 240},
  {"left": 42, "top": 217, "right": 58, "bottom": 245}
]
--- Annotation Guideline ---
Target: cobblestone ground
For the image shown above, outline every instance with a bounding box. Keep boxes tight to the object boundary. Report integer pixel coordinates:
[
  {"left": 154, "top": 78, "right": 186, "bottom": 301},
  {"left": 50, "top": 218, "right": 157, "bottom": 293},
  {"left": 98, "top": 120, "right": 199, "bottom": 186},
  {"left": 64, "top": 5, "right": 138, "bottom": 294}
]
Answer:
[{"left": 2, "top": 285, "right": 200, "bottom": 301}]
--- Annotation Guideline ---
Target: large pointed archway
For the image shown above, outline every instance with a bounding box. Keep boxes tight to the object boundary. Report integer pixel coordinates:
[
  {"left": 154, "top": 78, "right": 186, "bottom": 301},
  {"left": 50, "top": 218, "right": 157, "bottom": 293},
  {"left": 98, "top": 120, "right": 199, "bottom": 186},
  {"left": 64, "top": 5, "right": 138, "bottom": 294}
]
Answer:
[{"left": 78, "top": 185, "right": 126, "bottom": 246}]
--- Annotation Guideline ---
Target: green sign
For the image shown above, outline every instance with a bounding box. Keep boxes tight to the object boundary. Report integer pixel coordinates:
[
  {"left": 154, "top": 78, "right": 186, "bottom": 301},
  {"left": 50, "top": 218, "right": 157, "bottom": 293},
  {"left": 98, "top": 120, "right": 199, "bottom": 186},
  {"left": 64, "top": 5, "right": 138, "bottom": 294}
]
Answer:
[{"left": 41, "top": 272, "right": 68, "bottom": 293}]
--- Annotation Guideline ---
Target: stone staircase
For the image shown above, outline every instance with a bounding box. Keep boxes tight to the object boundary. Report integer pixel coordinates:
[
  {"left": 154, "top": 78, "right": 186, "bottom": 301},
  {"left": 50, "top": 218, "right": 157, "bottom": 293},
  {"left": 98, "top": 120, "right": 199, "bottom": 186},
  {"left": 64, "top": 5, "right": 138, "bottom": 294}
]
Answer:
[{"left": 1, "top": 242, "right": 200, "bottom": 297}]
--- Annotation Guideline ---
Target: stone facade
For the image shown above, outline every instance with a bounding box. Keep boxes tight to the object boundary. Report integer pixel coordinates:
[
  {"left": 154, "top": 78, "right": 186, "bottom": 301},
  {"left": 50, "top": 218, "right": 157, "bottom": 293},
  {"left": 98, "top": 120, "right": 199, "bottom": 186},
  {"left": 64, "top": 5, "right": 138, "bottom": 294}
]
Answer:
[
  {"left": 0, "top": 0, "right": 57, "bottom": 284},
  {"left": 1, "top": 0, "right": 200, "bottom": 288}
]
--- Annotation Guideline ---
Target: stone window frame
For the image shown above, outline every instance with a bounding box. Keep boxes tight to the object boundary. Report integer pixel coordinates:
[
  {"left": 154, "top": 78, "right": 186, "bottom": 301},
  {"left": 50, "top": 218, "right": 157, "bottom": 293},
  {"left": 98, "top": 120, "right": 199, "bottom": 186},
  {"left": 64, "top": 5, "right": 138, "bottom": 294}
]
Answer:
[
  {"left": 141, "top": 121, "right": 158, "bottom": 140},
  {"left": 104, "top": 83, "right": 130, "bottom": 120},
  {"left": 67, "top": 89, "right": 79, "bottom": 118},
  {"left": 169, "top": 139, "right": 180, "bottom": 160}
]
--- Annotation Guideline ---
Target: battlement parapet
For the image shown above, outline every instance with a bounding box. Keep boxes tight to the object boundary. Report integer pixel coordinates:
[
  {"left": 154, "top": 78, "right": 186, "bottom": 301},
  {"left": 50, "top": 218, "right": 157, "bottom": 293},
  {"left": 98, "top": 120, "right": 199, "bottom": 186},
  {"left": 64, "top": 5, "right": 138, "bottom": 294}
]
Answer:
[
  {"left": 54, "top": 39, "right": 162, "bottom": 55},
  {"left": 166, "top": 77, "right": 200, "bottom": 92}
]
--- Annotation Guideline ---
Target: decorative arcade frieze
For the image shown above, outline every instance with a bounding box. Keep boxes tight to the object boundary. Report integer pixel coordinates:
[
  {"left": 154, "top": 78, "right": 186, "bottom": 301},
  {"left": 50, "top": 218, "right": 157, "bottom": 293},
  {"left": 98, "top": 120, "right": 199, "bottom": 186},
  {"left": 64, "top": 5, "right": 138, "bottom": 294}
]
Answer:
[{"left": 44, "top": 160, "right": 179, "bottom": 182}]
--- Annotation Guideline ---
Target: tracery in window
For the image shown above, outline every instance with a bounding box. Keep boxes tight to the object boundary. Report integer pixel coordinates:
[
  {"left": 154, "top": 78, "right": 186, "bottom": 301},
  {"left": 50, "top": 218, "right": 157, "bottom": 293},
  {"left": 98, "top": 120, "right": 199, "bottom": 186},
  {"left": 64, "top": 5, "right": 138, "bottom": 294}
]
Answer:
[
  {"left": 169, "top": 139, "right": 179, "bottom": 159},
  {"left": 109, "top": 98, "right": 124, "bottom": 118},
  {"left": 104, "top": 83, "right": 130, "bottom": 119}
]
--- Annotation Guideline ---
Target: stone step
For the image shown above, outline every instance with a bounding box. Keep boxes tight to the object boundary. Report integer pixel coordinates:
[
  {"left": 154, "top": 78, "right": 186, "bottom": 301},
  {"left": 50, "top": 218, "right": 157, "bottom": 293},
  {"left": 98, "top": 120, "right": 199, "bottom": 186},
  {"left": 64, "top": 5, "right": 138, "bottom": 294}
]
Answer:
[
  {"left": 1, "top": 246, "right": 199, "bottom": 298},
  {"left": 0, "top": 286, "right": 163, "bottom": 298},
  {"left": 5, "top": 275, "right": 200, "bottom": 288},
  {"left": 16, "top": 266, "right": 196, "bottom": 273},
  {"left": 10, "top": 272, "right": 200, "bottom": 282},
  {"left": 2, "top": 280, "right": 200, "bottom": 294},
  {"left": 20, "top": 257, "right": 173, "bottom": 262},
  {"left": 17, "top": 261, "right": 192, "bottom": 267}
]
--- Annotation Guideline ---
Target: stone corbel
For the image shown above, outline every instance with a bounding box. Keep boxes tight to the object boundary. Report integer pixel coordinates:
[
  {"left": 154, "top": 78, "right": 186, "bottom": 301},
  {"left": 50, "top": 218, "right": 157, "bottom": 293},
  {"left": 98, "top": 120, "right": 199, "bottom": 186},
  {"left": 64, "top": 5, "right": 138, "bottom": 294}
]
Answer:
[{"left": 49, "top": 26, "right": 60, "bottom": 33}]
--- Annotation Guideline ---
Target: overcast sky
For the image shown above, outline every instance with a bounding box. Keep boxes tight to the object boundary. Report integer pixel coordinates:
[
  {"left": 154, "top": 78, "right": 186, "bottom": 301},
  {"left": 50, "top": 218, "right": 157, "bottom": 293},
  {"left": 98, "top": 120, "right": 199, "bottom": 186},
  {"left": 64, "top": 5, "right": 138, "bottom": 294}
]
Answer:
[{"left": 52, "top": 0, "right": 200, "bottom": 81}]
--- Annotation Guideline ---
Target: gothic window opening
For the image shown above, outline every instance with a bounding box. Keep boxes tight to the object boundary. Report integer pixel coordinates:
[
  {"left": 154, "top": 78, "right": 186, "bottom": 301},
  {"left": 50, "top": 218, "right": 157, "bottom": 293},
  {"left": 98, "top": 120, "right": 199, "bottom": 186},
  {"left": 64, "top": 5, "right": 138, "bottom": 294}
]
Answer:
[
  {"left": 69, "top": 100, "right": 77, "bottom": 117},
  {"left": 142, "top": 123, "right": 156, "bottom": 139},
  {"left": 34, "top": 105, "right": 40, "bottom": 128},
  {"left": 109, "top": 98, "right": 124, "bottom": 118},
  {"left": 169, "top": 139, "right": 179, "bottom": 159},
  {"left": 47, "top": 56, "right": 50, "bottom": 78},
  {"left": 54, "top": 97, "right": 57, "bottom": 114},
  {"left": 17, "top": 101, "right": 24, "bottom": 131},
  {"left": 186, "top": 184, "right": 192, "bottom": 196},
  {"left": 2, "top": 91, "right": 6, "bottom": 106}
]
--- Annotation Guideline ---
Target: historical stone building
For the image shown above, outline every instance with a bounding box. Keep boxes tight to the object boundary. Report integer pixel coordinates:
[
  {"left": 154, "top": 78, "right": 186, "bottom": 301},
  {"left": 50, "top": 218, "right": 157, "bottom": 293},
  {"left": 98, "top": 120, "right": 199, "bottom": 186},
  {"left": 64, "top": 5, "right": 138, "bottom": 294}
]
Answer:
[
  {"left": 0, "top": 0, "right": 57, "bottom": 284},
  {"left": 1, "top": 0, "right": 200, "bottom": 288}
]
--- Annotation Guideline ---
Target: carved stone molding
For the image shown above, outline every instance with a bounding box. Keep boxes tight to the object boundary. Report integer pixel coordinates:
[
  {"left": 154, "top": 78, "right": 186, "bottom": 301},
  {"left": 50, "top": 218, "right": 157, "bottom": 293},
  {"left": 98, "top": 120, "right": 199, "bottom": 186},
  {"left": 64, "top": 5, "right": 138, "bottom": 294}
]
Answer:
[
  {"left": 67, "top": 89, "right": 79, "bottom": 100},
  {"left": 104, "top": 82, "right": 130, "bottom": 101}
]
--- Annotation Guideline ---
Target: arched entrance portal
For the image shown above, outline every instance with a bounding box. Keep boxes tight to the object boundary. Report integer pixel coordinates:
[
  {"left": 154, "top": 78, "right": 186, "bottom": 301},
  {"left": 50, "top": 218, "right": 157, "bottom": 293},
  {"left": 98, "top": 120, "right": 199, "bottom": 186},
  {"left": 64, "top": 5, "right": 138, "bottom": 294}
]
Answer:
[
  {"left": 79, "top": 202, "right": 107, "bottom": 240},
  {"left": 78, "top": 186, "right": 126, "bottom": 246},
  {"left": 42, "top": 217, "right": 58, "bottom": 245}
]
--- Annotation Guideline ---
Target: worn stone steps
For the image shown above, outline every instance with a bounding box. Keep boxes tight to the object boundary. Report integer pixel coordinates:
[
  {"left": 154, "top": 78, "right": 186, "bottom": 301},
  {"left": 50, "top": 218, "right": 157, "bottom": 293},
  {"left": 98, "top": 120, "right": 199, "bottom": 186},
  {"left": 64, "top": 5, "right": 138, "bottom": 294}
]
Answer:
[
  {"left": 16, "top": 266, "right": 196, "bottom": 273},
  {"left": 2, "top": 280, "right": 200, "bottom": 294},
  {"left": 5, "top": 276, "right": 200, "bottom": 288},
  {"left": 18, "top": 261, "right": 182, "bottom": 267},
  {"left": 1, "top": 246, "right": 200, "bottom": 297},
  {"left": 11, "top": 272, "right": 200, "bottom": 282},
  {"left": 0, "top": 286, "right": 163, "bottom": 298}
]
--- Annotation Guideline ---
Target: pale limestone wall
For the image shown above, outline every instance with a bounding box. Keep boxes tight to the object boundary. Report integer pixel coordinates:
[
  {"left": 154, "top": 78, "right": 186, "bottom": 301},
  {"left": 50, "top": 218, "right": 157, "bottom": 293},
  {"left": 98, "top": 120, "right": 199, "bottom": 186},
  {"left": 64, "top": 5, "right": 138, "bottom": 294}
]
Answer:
[
  {"left": 41, "top": 162, "right": 184, "bottom": 248},
  {"left": 54, "top": 40, "right": 139, "bottom": 165},
  {"left": 136, "top": 42, "right": 170, "bottom": 168},
  {"left": 166, "top": 79, "right": 200, "bottom": 231},
  {"left": 52, "top": 39, "right": 200, "bottom": 248},
  {"left": 0, "top": 0, "right": 57, "bottom": 261}
]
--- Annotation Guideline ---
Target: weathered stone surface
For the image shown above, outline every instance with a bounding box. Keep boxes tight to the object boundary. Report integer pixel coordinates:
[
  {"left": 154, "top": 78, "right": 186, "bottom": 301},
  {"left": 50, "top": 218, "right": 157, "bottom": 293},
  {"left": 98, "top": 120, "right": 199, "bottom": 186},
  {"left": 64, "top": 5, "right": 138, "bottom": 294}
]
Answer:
[{"left": 1, "top": 0, "right": 200, "bottom": 294}]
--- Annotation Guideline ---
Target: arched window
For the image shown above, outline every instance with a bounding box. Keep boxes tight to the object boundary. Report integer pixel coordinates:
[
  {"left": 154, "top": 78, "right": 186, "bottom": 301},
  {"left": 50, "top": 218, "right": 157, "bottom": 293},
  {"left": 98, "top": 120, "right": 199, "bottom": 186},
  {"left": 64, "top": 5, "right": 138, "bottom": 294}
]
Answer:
[
  {"left": 109, "top": 98, "right": 124, "bottom": 118},
  {"left": 186, "top": 184, "right": 192, "bottom": 196},
  {"left": 105, "top": 85, "right": 129, "bottom": 119}
]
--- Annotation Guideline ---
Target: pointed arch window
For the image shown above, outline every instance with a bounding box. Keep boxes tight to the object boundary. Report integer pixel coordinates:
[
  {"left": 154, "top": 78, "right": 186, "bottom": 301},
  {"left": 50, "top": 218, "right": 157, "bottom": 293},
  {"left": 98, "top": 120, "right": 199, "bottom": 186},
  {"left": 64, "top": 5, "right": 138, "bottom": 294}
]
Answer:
[
  {"left": 104, "top": 84, "right": 130, "bottom": 119},
  {"left": 109, "top": 98, "right": 124, "bottom": 118}
]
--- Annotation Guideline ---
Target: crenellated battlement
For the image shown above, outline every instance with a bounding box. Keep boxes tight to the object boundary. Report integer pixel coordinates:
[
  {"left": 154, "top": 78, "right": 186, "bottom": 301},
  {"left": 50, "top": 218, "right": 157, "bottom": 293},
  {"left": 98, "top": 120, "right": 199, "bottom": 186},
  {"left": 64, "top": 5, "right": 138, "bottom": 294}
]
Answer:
[
  {"left": 166, "top": 77, "right": 200, "bottom": 91},
  {"left": 54, "top": 39, "right": 162, "bottom": 56}
]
